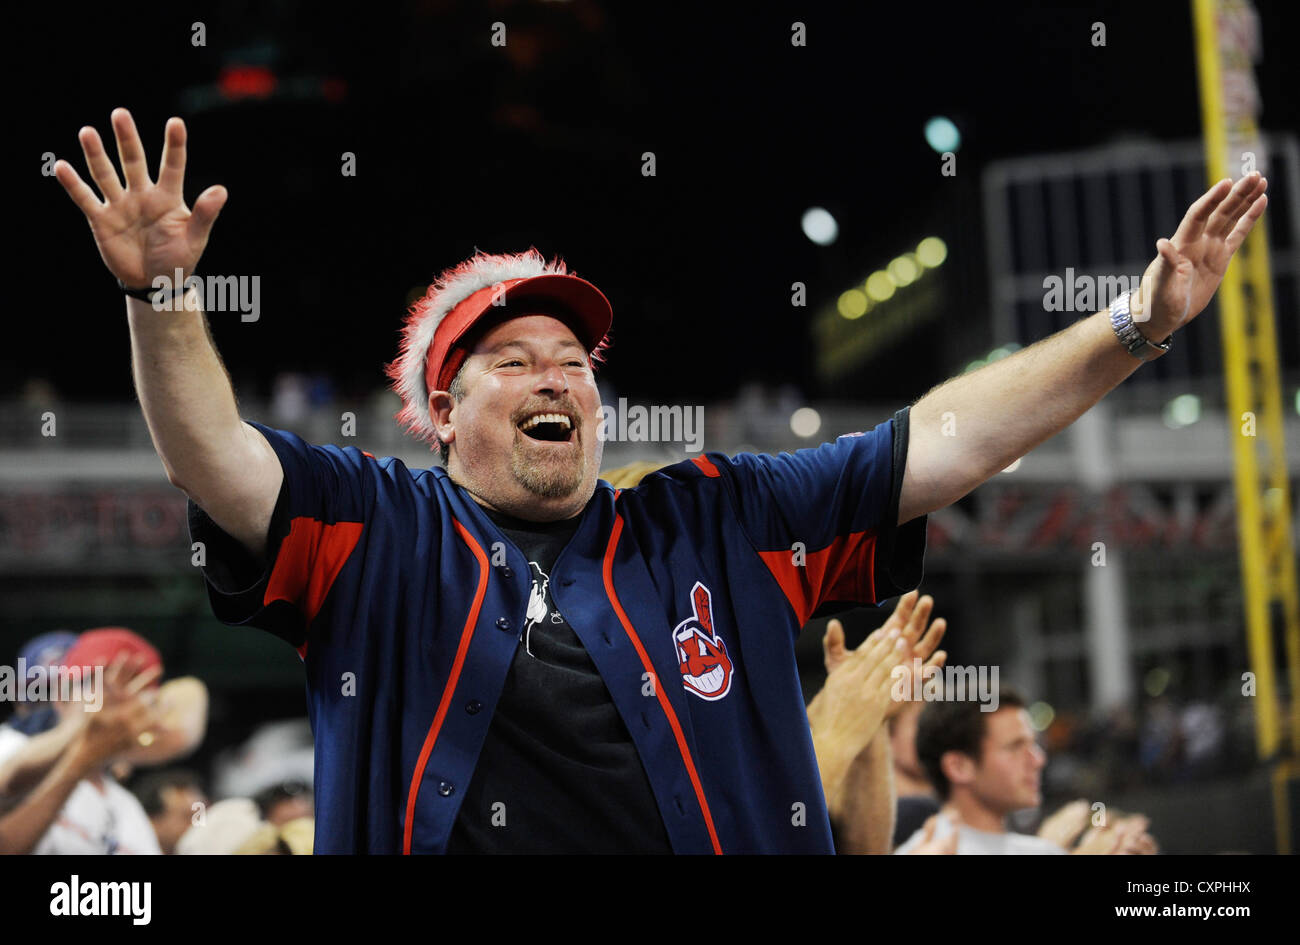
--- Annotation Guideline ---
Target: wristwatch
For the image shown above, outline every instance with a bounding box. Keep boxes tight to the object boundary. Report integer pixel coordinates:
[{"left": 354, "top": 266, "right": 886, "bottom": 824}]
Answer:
[{"left": 1108, "top": 292, "right": 1172, "bottom": 361}]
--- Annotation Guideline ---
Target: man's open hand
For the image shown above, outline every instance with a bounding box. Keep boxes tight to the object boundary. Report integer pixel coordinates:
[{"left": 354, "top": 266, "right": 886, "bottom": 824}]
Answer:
[
  {"left": 1137, "top": 171, "right": 1268, "bottom": 340},
  {"left": 1037, "top": 798, "right": 1091, "bottom": 848},
  {"left": 808, "top": 591, "right": 948, "bottom": 760},
  {"left": 823, "top": 590, "right": 947, "bottom": 720},
  {"left": 53, "top": 108, "right": 227, "bottom": 288},
  {"left": 68, "top": 653, "right": 164, "bottom": 774}
]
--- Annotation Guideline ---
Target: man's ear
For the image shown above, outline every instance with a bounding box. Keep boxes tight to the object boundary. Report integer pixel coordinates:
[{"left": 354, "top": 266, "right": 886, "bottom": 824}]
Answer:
[
  {"left": 941, "top": 750, "right": 977, "bottom": 791},
  {"left": 429, "top": 390, "right": 455, "bottom": 449}
]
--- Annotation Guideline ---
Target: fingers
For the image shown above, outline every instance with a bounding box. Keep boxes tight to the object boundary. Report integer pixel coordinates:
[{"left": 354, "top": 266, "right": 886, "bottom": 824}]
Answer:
[
  {"left": 914, "top": 616, "right": 947, "bottom": 662},
  {"left": 1224, "top": 191, "right": 1268, "bottom": 255},
  {"left": 1156, "top": 237, "right": 1183, "bottom": 268},
  {"left": 101, "top": 651, "right": 131, "bottom": 690},
  {"left": 1138, "top": 240, "right": 1188, "bottom": 323},
  {"left": 1172, "top": 177, "right": 1232, "bottom": 245},
  {"left": 111, "top": 107, "right": 152, "bottom": 191},
  {"left": 1205, "top": 172, "right": 1265, "bottom": 240},
  {"left": 903, "top": 594, "right": 934, "bottom": 644},
  {"left": 123, "top": 662, "right": 163, "bottom": 696},
  {"left": 188, "top": 185, "right": 228, "bottom": 245},
  {"left": 77, "top": 124, "right": 126, "bottom": 202},
  {"left": 866, "top": 622, "right": 906, "bottom": 673},
  {"left": 157, "top": 117, "right": 188, "bottom": 196},
  {"left": 1047, "top": 800, "right": 1091, "bottom": 846},
  {"left": 823, "top": 618, "right": 847, "bottom": 673},
  {"left": 888, "top": 590, "right": 919, "bottom": 630},
  {"left": 840, "top": 623, "right": 898, "bottom": 684},
  {"left": 53, "top": 160, "right": 105, "bottom": 217}
]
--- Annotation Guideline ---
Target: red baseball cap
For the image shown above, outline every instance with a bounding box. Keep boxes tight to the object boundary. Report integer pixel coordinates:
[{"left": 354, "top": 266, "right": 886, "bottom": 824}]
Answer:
[
  {"left": 423, "top": 273, "right": 613, "bottom": 395},
  {"left": 61, "top": 627, "right": 163, "bottom": 685}
]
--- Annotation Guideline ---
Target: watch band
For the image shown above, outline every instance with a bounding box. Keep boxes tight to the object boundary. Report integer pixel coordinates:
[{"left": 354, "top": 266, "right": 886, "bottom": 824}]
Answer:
[
  {"left": 1108, "top": 292, "right": 1172, "bottom": 361},
  {"left": 117, "top": 277, "right": 193, "bottom": 304}
]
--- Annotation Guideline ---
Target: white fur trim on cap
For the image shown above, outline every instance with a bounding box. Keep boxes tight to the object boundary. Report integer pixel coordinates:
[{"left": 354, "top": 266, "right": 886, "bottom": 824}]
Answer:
[{"left": 386, "top": 247, "right": 576, "bottom": 447}]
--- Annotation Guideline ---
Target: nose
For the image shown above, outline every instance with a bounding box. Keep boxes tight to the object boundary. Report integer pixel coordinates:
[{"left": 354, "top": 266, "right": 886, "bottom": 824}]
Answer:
[
  {"left": 1029, "top": 743, "right": 1047, "bottom": 769},
  {"left": 534, "top": 361, "right": 568, "bottom": 394}
]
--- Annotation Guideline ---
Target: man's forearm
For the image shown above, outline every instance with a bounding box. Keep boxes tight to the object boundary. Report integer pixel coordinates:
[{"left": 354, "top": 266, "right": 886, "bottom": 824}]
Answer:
[
  {"left": 127, "top": 293, "right": 280, "bottom": 557},
  {"left": 828, "top": 732, "right": 895, "bottom": 855},
  {"left": 0, "top": 717, "right": 80, "bottom": 797},
  {"left": 127, "top": 292, "right": 245, "bottom": 491},
  {"left": 811, "top": 724, "right": 858, "bottom": 824},
  {"left": 0, "top": 740, "right": 91, "bottom": 854},
  {"left": 900, "top": 309, "right": 1142, "bottom": 523}
]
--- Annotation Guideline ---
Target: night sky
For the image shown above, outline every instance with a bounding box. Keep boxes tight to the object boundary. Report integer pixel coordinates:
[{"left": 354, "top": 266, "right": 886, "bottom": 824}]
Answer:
[{"left": 16, "top": 0, "right": 1299, "bottom": 408}]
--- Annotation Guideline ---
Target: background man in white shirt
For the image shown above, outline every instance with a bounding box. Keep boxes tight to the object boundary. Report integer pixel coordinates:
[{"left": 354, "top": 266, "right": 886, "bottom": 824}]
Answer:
[{"left": 895, "top": 688, "right": 1154, "bottom": 854}]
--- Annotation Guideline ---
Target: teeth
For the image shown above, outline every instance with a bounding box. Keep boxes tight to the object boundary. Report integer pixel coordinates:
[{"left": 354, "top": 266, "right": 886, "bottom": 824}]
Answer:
[
  {"left": 689, "top": 666, "right": 725, "bottom": 693},
  {"left": 520, "top": 413, "right": 572, "bottom": 431}
]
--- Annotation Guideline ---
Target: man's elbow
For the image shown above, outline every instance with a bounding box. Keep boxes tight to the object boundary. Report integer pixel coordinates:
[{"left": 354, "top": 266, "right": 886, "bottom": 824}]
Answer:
[{"left": 162, "top": 459, "right": 190, "bottom": 496}]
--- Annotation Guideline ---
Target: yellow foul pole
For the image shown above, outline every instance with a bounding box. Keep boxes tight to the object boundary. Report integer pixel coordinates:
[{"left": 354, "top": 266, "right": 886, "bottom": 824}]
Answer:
[{"left": 1192, "top": 0, "right": 1300, "bottom": 853}]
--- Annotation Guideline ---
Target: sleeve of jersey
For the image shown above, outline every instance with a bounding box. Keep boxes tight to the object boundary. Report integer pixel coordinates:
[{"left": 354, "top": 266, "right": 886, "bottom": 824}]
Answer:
[
  {"left": 186, "top": 422, "right": 370, "bottom": 649},
  {"left": 711, "top": 407, "right": 927, "bottom": 625}
]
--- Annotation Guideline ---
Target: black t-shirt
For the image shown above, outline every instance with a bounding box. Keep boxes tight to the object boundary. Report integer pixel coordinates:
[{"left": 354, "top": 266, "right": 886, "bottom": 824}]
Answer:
[{"left": 445, "top": 505, "right": 673, "bottom": 854}]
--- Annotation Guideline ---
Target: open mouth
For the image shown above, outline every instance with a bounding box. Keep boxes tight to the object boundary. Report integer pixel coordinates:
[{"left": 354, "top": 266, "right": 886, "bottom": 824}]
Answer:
[
  {"left": 684, "top": 662, "right": 727, "bottom": 694},
  {"left": 518, "top": 411, "right": 575, "bottom": 444}
]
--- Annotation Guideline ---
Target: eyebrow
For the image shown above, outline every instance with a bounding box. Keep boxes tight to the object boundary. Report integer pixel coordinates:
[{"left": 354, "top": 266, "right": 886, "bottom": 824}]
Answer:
[{"left": 489, "top": 338, "right": 587, "bottom": 354}]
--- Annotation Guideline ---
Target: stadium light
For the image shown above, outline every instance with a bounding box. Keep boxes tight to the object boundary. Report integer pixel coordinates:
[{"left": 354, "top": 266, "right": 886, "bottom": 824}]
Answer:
[
  {"left": 887, "top": 254, "right": 920, "bottom": 287},
  {"left": 1163, "top": 394, "right": 1201, "bottom": 429},
  {"left": 924, "top": 116, "right": 960, "bottom": 153},
  {"left": 837, "top": 289, "right": 868, "bottom": 320},
  {"left": 1027, "top": 702, "right": 1055, "bottom": 731},
  {"left": 790, "top": 407, "right": 822, "bottom": 438},
  {"left": 915, "top": 236, "right": 947, "bottom": 268},
  {"left": 801, "top": 207, "right": 839, "bottom": 246},
  {"left": 865, "top": 271, "right": 895, "bottom": 301}
]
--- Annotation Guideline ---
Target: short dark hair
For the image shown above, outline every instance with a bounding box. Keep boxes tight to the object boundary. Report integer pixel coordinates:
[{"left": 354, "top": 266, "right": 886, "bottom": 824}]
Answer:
[
  {"left": 436, "top": 364, "right": 468, "bottom": 466},
  {"left": 130, "top": 768, "right": 205, "bottom": 817},
  {"left": 915, "top": 688, "right": 1027, "bottom": 800}
]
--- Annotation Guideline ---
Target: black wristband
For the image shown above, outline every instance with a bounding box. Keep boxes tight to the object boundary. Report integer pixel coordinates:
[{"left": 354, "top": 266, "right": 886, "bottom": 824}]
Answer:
[{"left": 117, "top": 277, "right": 193, "bottom": 304}]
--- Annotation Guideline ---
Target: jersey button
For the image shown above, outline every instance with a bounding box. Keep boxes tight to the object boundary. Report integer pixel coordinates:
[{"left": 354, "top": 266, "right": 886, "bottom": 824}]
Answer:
[
  {"left": 500, "top": 566, "right": 513, "bottom": 579},
  {"left": 465, "top": 700, "right": 482, "bottom": 715},
  {"left": 496, "top": 617, "right": 512, "bottom": 632},
  {"left": 438, "top": 781, "right": 455, "bottom": 797}
]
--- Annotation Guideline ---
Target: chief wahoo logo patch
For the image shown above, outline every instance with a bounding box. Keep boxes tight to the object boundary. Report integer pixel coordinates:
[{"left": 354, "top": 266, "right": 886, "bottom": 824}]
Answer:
[{"left": 673, "top": 582, "right": 733, "bottom": 701}]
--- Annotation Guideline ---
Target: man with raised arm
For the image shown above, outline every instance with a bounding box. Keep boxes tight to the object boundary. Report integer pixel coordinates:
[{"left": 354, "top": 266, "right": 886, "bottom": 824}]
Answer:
[{"left": 53, "top": 108, "right": 1266, "bottom": 854}]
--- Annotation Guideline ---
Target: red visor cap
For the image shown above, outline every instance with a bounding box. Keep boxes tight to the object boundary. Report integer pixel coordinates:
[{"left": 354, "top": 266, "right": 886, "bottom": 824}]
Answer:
[
  {"left": 424, "top": 274, "right": 613, "bottom": 395},
  {"left": 61, "top": 627, "right": 163, "bottom": 687}
]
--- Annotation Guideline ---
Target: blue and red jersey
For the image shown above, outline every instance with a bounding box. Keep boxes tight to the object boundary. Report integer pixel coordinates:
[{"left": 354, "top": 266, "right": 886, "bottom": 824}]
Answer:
[{"left": 189, "top": 409, "right": 926, "bottom": 853}]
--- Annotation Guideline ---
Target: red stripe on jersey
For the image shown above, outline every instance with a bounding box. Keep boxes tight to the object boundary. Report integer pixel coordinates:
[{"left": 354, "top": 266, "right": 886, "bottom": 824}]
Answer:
[
  {"left": 757, "top": 531, "right": 878, "bottom": 625},
  {"left": 265, "top": 517, "right": 364, "bottom": 627},
  {"left": 691, "top": 455, "right": 720, "bottom": 477},
  {"left": 603, "top": 514, "right": 724, "bottom": 855},
  {"left": 403, "top": 518, "right": 489, "bottom": 855}
]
